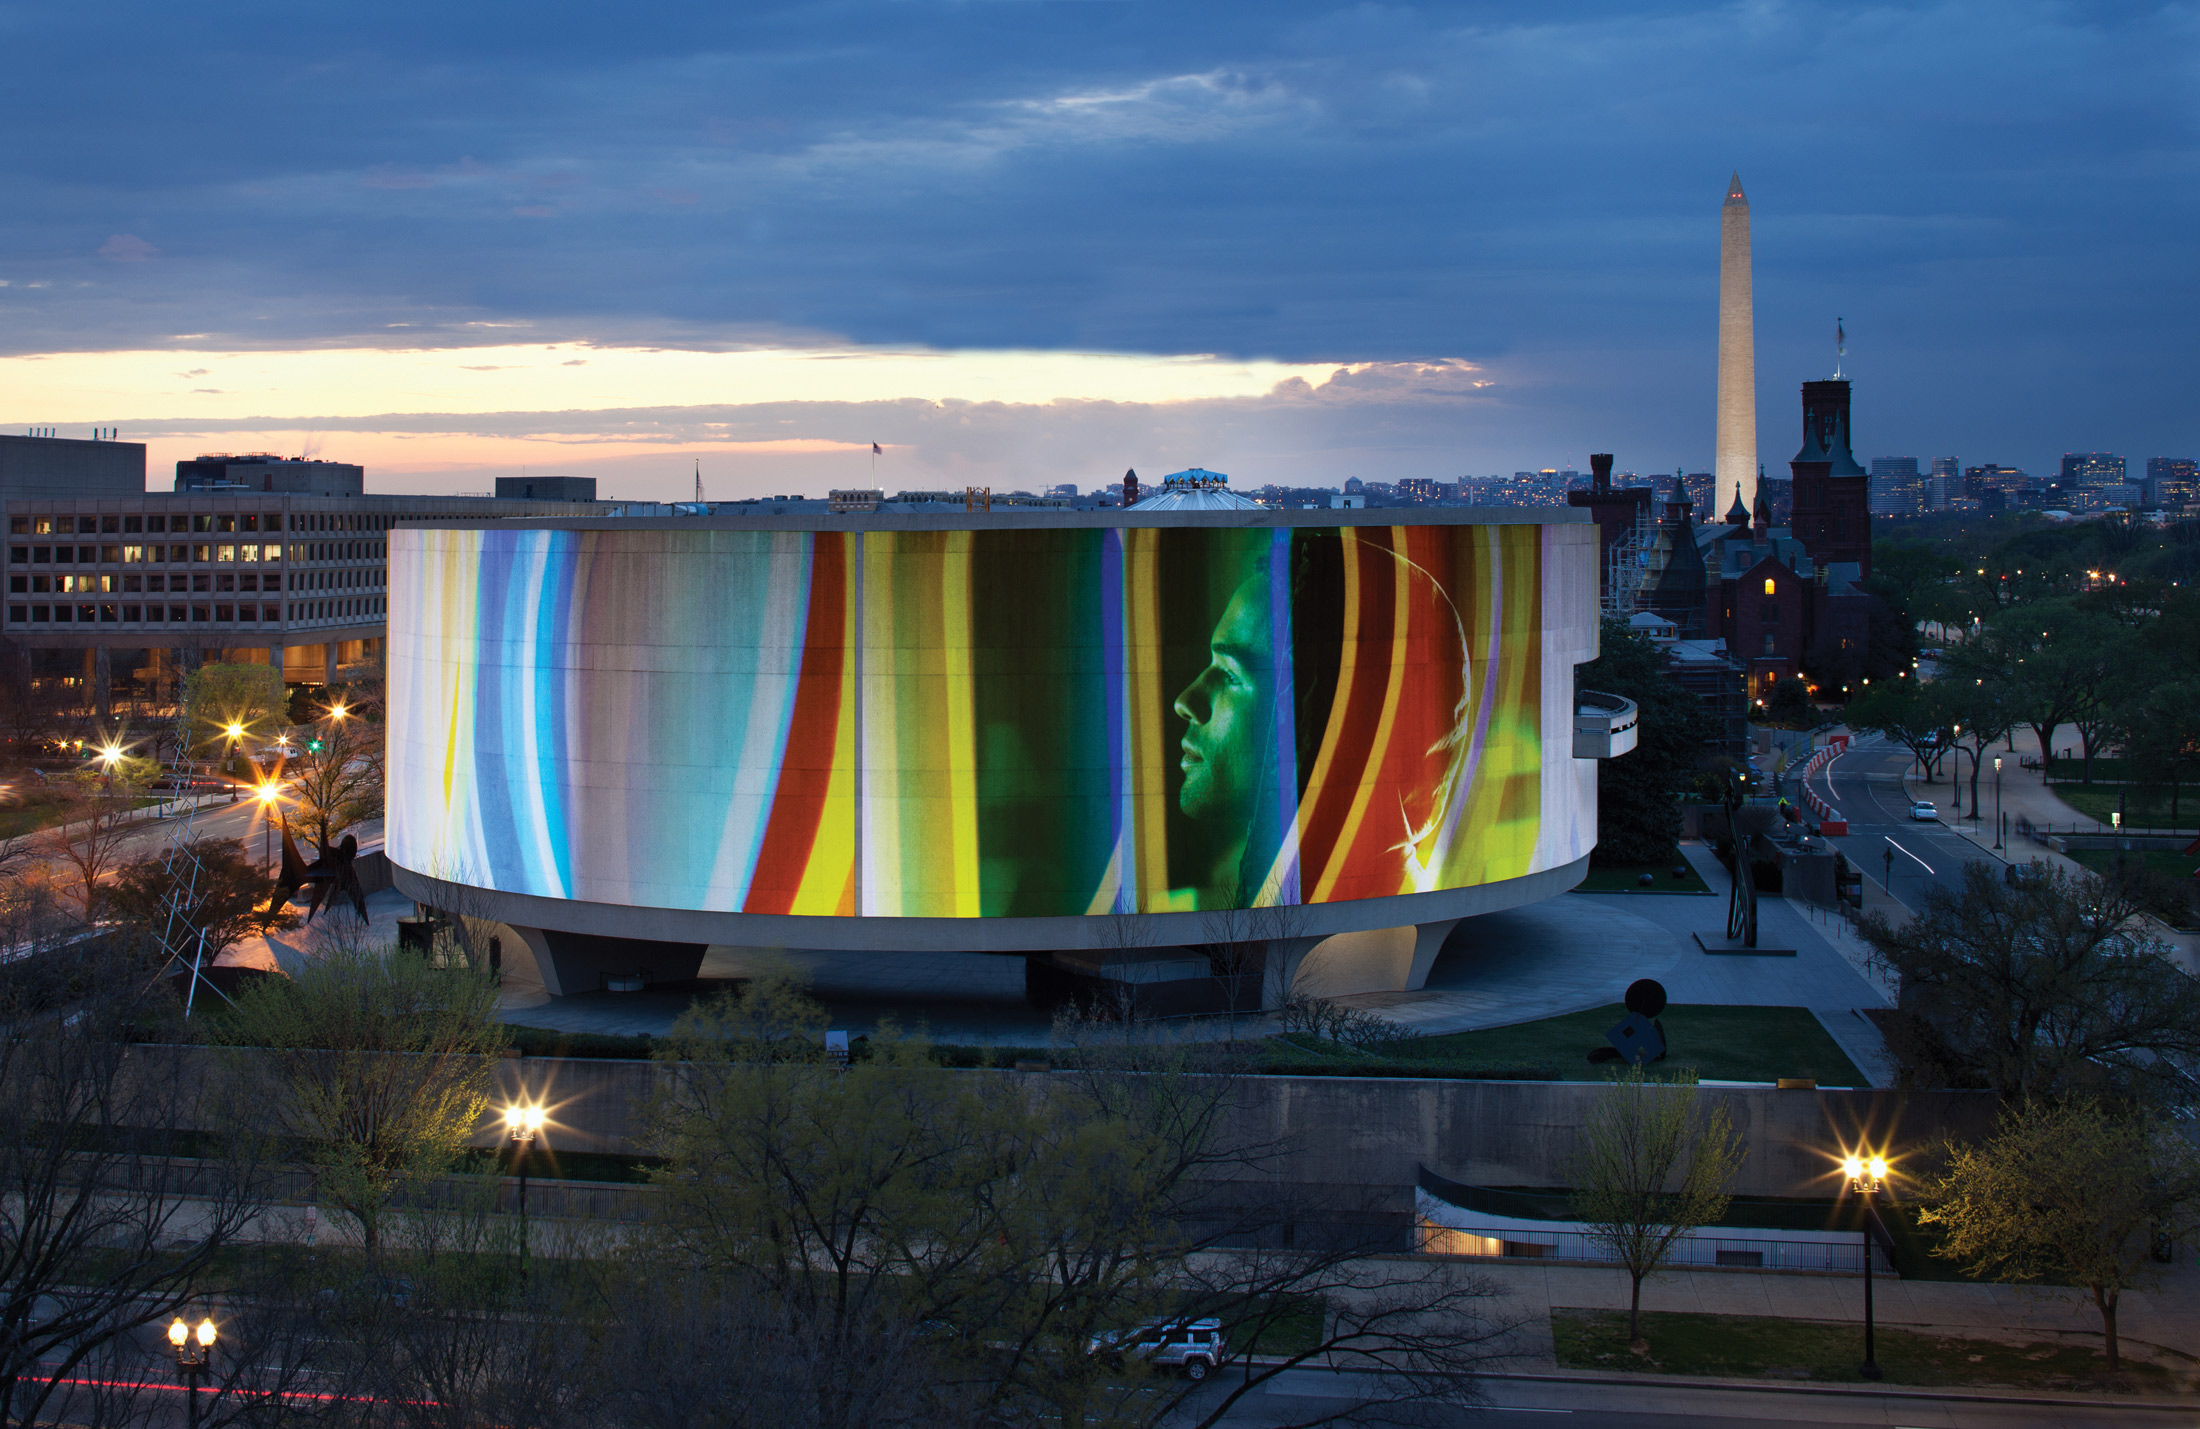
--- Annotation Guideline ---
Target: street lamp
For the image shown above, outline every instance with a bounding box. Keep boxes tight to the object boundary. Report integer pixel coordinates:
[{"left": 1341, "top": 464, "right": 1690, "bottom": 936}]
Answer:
[
  {"left": 255, "top": 782, "right": 282, "bottom": 874},
  {"left": 167, "top": 1314, "right": 217, "bottom": 1429},
  {"left": 1993, "top": 755, "right": 2004, "bottom": 850},
  {"left": 1842, "top": 1153, "right": 1890, "bottom": 1381},
  {"left": 504, "top": 1101, "right": 547, "bottom": 1252}
]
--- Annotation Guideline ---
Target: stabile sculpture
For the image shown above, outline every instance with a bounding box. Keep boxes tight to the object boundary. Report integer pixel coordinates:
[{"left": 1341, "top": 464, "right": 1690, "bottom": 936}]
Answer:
[{"left": 269, "top": 821, "right": 370, "bottom": 924}]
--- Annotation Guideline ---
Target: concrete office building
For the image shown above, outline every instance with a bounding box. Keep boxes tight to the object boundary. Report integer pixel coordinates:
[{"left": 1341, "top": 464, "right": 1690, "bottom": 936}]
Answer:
[
  {"left": 2059, "top": 453, "right": 2125, "bottom": 488},
  {"left": 495, "top": 475, "right": 597, "bottom": 502},
  {"left": 5, "top": 495, "right": 606, "bottom": 699},
  {"left": 175, "top": 454, "right": 365, "bottom": 496},
  {"left": 387, "top": 506, "right": 1635, "bottom": 1006},
  {"left": 1717, "top": 174, "right": 1758, "bottom": 518},
  {"left": 0, "top": 434, "right": 146, "bottom": 502}
]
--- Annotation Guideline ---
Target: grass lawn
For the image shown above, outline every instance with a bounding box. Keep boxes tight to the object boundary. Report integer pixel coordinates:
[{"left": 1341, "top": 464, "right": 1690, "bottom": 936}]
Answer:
[
  {"left": 1367, "top": 1004, "right": 1868, "bottom": 1086},
  {"left": 1576, "top": 862, "right": 1712, "bottom": 895},
  {"left": 2065, "top": 847, "right": 2199, "bottom": 879},
  {"left": 1550, "top": 1308, "right": 2186, "bottom": 1393},
  {"left": 0, "top": 795, "right": 160, "bottom": 841},
  {"left": 2051, "top": 786, "right": 2199, "bottom": 832}
]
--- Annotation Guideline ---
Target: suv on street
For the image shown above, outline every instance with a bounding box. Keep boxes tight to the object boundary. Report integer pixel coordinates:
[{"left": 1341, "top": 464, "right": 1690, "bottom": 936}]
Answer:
[{"left": 1089, "top": 1318, "right": 1227, "bottom": 1380}]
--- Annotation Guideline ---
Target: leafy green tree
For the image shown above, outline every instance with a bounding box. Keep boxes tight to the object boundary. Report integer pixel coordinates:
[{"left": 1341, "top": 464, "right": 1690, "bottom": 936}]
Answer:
[
  {"left": 106, "top": 836, "right": 295, "bottom": 962},
  {"left": 2120, "top": 678, "right": 2200, "bottom": 824},
  {"left": 184, "top": 660, "right": 287, "bottom": 758},
  {"left": 1842, "top": 678, "right": 1954, "bottom": 781},
  {"left": 1922, "top": 1099, "right": 2200, "bottom": 1372},
  {"left": 1859, "top": 861, "right": 2200, "bottom": 1102},
  {"left": 649, "top": 978, "right": 1515, "bottom": 1428},
  {"left": 1577, "top": 618, "right": 1713, "bottom": 866},
  {"left": 1568, "top": 1065, "right": 1745, "bottom": 1352},
  {"left": 215, "top": 939, "right": 507, "bottom": 1254}
]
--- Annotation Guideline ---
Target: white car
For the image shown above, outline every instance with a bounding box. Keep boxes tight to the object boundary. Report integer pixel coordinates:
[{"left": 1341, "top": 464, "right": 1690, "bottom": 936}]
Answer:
[{"left": 1909, "top": 800, "right": 1938, "bottom": 822}]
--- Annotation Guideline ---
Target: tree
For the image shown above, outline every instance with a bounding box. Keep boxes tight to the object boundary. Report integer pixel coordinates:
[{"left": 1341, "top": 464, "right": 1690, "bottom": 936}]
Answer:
[
  {"left": 32, "top": 771, "right": 148, "bottom": 919},
  {"left": 1860, "top": 861, "right": 2200, "bottom": 1102},
  {"left": 283, "top": 689, "right": 385, "bottom": 852},
  {"left": 1568, "top": 1065, "right": 1745, "bottom": 1352},
  {"left": 214, "top": 937, "right": 508, "bottom": 1253},
  {"left": 0, "top": 944, "right": 272, "bottom": 1429},
  {"left": 184, "top": 660, "right": 287, "bottom": 758},
  {"left": 1942, "top": 675, "right": 2017, "bottom": 823},
  {"left": 648, "top": 978, "right": 1517, "bottom": 1428},
  {"left": 1578, "top": 618, "right": 1713, "bottom": 866},
  {"left": 2121, "top": 678, "right": 2200, "bottom": 824},
  {"left": 1841, "top": 678, "right": 1953, "bottom": 782},
  {"left": 1921, "top": 1098, "right": 2200, "bottom": 1372},
  {"left": 105, "top": 835, "right": 296, "bottom": 964}
]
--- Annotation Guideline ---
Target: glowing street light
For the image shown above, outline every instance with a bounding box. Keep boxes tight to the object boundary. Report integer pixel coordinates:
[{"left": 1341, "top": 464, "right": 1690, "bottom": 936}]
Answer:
[
  {"left": 167, "top": 1315, "right": 217, "bottom": 1429},
  {"left": 504, "top": 1101, "right": 547, "bottom": 1251},
  {"left": 1843, "top": 1150, "right": 1892, "bottom": 1381}
]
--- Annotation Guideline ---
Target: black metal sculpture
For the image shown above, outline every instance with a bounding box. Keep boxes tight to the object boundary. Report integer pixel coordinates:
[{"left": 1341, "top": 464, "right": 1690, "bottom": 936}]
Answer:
[
  {"left": 1587, "top": 978, "right": 1670, "bottom": 1065},
  {"left": 269, "top": 820, "right": 369, "bottom": 924},
  {"left": 1723, "top": 776, "right": 1776, "bottom": 950}
]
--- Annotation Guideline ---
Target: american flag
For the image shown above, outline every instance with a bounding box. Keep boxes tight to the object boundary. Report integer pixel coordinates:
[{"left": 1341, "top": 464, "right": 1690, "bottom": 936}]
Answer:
[{"left": 871, "top": 443, "right": 882, "bottom": 455}]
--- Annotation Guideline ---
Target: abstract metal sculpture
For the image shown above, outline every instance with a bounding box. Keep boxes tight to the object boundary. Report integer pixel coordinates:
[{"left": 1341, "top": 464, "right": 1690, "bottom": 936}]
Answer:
[{"left": 269, "top": 821, "right": 369, "bottom": 924}]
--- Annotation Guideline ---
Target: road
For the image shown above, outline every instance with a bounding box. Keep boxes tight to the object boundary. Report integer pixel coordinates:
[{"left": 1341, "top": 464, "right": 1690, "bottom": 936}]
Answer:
[
  {"left": 1806, "top": 735, "right": 2008, "bottom": 906},
  {"left": 1209, "top": 1367, "right": 2187, "bottom": 1427}
]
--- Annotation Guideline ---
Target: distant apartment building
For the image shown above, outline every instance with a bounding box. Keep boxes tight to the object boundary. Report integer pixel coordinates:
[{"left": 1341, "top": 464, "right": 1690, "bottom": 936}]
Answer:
[
  {"left": 494, "top": 475, "right": 597, "bottom": 501},
  {"left": 1868, "top": 457, "right": 1925, "bottom": 516},
  {"left": 175, "top": 454, "right": 364, "bottom": 496},
  {"left": 1395, "top": 478, "right": 1451, "bottom": 503},
  {"left": 2146, "top": 458, "right": 2197, "bottom": 509}
]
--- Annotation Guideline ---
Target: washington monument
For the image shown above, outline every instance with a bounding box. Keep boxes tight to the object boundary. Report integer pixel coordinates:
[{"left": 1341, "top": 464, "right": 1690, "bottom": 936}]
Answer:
[{"left": 1718, "top": 172, "right": 1757, "bottom": 516}]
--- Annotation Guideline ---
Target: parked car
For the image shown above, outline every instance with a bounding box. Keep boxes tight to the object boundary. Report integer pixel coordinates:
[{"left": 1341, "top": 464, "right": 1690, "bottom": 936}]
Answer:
[
  {"left": 1088, "top": 1318, "right": 1226, "bottom": 1380},
  {"left": 1909, "top": 800, "right": 1938, "bottom": 822}
]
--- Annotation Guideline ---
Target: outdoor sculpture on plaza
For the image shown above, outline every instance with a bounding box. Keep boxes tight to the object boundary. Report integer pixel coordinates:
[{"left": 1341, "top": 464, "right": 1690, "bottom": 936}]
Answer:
[{"left": 269, "top": 822, "right": 370, "bottom": 924}]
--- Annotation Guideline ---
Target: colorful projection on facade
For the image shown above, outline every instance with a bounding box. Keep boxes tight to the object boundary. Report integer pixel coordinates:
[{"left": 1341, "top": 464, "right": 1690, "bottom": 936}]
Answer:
[{"left": 388, "top": 524, "right": 1588, "bottom": 918}]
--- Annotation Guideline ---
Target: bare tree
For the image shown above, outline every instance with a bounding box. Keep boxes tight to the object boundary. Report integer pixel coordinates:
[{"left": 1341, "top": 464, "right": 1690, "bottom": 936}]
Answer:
[
  {"left": 0, "top": 944, "right": 273, "bottom": 1429},
  {"left": 284, "top": 692, "right": 384, "bottom": 854},
  {"left": 33, "top": 773, "right": 148, "bottom": 919},
  {"left": 1568, "top": 1065, "right": 1746, "bottom": 1352}
]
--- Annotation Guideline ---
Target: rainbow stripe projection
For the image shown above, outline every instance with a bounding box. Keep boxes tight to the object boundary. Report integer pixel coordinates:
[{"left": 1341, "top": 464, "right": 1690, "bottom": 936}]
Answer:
[{"left": 388, "top": 523, "right": 1592, "bottom": 919}]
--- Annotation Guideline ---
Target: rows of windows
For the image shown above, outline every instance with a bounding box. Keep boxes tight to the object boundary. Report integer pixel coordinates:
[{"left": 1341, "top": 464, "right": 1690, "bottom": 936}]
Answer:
[
  {"left": 9, "top": 511, "right": 402, "bottom": 536},
  {"left": 12, "top": 572, "right": 291, "bottom": 594},
  {"left": 6, "top": 597, "right": 386, "bottom": 625},
  {"left": 9, "top": 542, "right": 382, "bottom": 565}
]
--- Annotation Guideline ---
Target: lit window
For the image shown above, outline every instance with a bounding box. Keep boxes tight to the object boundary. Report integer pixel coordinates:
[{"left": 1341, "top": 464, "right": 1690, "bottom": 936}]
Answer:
[{"left": 1763, "top": 578, "right": 1776, "bottom": 595}]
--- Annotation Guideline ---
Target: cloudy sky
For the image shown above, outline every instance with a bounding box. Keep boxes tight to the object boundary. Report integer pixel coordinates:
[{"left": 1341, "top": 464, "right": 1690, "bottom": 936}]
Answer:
[{"left": 1, "top": 1, "right": 2192, "bottom": 500}]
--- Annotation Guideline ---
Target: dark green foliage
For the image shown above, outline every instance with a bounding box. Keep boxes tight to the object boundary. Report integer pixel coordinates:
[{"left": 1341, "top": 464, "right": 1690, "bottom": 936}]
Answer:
[{"left": 1578, "top": 618, "right": 1713, "bottom": 866}]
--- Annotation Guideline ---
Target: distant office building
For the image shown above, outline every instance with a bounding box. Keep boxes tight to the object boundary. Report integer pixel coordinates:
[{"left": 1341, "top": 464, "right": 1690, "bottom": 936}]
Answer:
[
  {"left": 176, "top": 454, "right": 363, "bottom": 496},
  {"left": 1930, "top": 457, "right": 1959, "bottom": 480},
  {"left": 2090, "top": 482, "right": 2144, "bottom": 511},
  {"left": 1964, "top": 464, "right": 2031, "bottom": 507},
  {"left": 495, "top": 475, "right": 597, "bottom": 501},
  {"left": 1396, "top": 478, "right": 1450, "bottom": 503},
  {"left": 1868, "top": 457, "right": 1925, "bottom": 516},
  {"left": 1046, "top": 483, "right": 1079, "bottom": 499},
  {"left": 1343, "top": 477, "right": 1365, "bottom": 494},
  {"left": 1926, "top": 475, "right": 1959, "bottom": 510},
  {"left": 2059, "top": 453, "right": 2124, "bottom": 488},
  {"left": 2145, "top": 458, "right": 2197, "bottom": 509}
]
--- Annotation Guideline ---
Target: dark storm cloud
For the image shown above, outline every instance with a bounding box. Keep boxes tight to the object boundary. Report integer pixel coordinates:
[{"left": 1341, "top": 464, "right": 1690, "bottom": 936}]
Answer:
[{"left": 0, "top": 0, "right": 2193, "bottom": 475}]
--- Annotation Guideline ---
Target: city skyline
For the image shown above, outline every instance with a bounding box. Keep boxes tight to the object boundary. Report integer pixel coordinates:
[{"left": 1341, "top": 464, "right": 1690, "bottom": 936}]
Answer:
[{"left": 1, "top": 2, "right": 2193, "bottom": 500}]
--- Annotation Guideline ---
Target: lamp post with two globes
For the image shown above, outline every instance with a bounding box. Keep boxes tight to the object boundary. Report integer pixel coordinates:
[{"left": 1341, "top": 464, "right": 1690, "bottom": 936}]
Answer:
[
  {"left": 1842, "top": 1152, "right": 1890, "bottom": 1381},
  {"left": 504, "top": 1102, "right": 546, "bottom": 1253},
  {"left": 167, "top": 1314, "right": 217, "bottom": 1429}
]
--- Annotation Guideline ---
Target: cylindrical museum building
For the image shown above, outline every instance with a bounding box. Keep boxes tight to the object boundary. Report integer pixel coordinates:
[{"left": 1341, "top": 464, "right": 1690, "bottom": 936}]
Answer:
[{"left": 385, "top": 508, "right": 1624, "bottom": 1006}]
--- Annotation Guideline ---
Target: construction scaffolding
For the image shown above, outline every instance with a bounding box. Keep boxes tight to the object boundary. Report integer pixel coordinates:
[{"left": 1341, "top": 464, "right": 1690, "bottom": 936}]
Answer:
[{"left": 1602, "top": 499, "right": 1657, "bottom": 618}]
